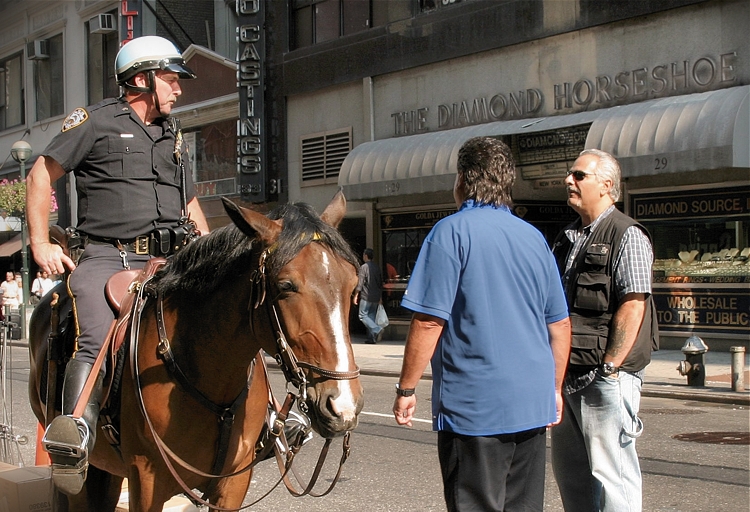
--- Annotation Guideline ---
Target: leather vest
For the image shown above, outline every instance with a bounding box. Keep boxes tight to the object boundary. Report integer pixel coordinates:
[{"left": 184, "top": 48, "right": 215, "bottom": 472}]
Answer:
[{"left": 552, "top": 209, "right": 659, "bottom": 373}]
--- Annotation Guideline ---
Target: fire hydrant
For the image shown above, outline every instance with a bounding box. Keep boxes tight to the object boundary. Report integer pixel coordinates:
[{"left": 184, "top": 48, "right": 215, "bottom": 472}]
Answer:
[{"left": 677, "top": 335, "right": 709, "bottom": 387}]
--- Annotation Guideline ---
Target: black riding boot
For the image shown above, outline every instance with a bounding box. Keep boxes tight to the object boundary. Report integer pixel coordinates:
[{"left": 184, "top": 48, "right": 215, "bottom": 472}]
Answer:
[{"left": 42, "top": 358, "right": 104, "bottom": 496}]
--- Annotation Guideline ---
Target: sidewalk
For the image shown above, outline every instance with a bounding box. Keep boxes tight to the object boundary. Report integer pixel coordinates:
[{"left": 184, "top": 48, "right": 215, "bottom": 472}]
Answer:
[
  {"left": 13, "top": 336, "right": 749, "bottom": 406},
  {"left": 348, "top": 334, "right": 750, "bottom": 406}
]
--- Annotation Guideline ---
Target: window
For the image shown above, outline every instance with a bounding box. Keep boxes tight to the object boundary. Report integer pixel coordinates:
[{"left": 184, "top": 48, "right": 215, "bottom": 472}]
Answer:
[
  {"left": 185, "top": 119, "right": 238, "bottom": 197},
  {"left": 343, "top": 0, "right": 369, "bottom": 35},
  {"left": 300, "top": 128, "right": 351, "bottom": 185},
  {"left": 315, "top": 0, "right": 340, "bottom": 43},
  {"left": 372, "top": 0, "right": 414, "bottom": 27},
  {"left": 33, "top": 33, "right": 64, "bottom": 121},
  {"left": 0, "top": 53, "right": 24, "bottom": 131},
  {"left": 292, "top": 0, "right": 416, "bottom": 49},
  {"left": 86, "top": 11, "right": 119, "bottom": 105}
]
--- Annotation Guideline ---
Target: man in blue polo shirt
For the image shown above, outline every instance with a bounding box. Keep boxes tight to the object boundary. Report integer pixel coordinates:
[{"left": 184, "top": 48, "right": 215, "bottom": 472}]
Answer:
[{"left": 393, "top": 136, "right": 571, "bottom": 512}]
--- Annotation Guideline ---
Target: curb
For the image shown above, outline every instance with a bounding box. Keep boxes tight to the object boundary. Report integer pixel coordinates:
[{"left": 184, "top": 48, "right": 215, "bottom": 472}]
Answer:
[{"left": 640, "top": 386, "right": 750, "bottom": 406}]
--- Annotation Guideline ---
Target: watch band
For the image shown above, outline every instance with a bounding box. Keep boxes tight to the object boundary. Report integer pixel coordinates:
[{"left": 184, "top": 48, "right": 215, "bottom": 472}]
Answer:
[
  {"left": 395, "top": 384, "right": 415, "bottom": 397},
  {"left": 602, "top": 361, "right": 619, "bottom": 375}
]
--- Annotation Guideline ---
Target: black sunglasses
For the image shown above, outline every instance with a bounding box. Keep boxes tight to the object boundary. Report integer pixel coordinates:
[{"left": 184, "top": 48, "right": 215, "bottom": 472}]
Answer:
[{"left": 566, "top": 170, "right": 596, "bottom": 181}]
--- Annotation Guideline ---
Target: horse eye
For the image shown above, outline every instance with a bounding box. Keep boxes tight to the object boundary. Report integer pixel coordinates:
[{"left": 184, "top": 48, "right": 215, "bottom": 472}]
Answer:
[{"left": 277, "top": 280, "right": 297, "bottom": 294}]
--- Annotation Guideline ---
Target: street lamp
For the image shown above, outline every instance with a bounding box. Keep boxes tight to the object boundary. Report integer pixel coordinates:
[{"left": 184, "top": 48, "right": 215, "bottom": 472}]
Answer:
[{"left": 10, "top": 140, "right": 32, "bottom": 339}]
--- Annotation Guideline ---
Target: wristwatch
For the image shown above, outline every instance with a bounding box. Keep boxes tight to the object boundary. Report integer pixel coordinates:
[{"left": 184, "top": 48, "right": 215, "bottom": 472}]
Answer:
[
  {"left": 395, "top": 384, "right": 416, "bottom": 397},
  {"left": 601, "top": 361, "right": 619, "bottom": 376}
]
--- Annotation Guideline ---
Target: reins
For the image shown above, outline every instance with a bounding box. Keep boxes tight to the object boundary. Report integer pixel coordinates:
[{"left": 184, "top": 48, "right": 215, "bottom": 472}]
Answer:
[{"left": 130, "top": 242, "right": 359, "bottom": 510}]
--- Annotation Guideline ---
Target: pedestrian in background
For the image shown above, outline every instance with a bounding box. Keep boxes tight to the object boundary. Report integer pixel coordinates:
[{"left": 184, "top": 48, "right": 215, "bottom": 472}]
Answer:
[
  {"left": 353, "top": 248, "right": 384, "bottom": 344},
  {"left": 550, "top": 149, "right": 659, "bottom": 512},
  {"left": 0, "top": 271, "right": 19, "bottom": 309},
  {"left": 31, "top": 270, "right": 55, "bottom": 302},
  {"left": 393, "top": 136, "right": 571, "bottom": 512}
]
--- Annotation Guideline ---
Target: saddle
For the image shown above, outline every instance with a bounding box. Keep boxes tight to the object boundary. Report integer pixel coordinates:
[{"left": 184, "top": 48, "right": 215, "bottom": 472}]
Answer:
[
  {"left": 94, "top": 258, "right": 166, "bottom": 447},
  {"left": 104, "top": 257, "right": 166, "bottom": 355}
]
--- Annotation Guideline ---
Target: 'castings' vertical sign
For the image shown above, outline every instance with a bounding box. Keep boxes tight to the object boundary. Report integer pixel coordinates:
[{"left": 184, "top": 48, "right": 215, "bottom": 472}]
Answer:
[{"left": 237, "top": 0, "right": 266, "bottom": 202}]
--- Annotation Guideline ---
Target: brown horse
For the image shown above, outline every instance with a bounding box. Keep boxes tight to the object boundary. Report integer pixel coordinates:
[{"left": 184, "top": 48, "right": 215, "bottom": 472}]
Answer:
[{"left": 28, "top": 191, "right": 364, "bottom": 511}]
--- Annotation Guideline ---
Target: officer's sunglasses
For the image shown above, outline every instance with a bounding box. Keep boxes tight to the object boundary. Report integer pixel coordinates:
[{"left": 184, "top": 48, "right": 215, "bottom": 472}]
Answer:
[{"left": 566, "top": 170, "right": 596, "bottom": 181}]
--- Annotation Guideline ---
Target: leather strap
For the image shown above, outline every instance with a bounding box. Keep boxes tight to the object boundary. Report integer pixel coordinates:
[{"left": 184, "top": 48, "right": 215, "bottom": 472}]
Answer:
[{"left": 71, "top": 318, "right": 116, "bottom": 418}]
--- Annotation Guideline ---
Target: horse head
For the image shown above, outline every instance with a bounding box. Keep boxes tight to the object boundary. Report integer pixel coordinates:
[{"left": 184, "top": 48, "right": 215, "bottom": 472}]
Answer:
[{"left": 222, "top": 191, "right": 364, "bottom": 439}]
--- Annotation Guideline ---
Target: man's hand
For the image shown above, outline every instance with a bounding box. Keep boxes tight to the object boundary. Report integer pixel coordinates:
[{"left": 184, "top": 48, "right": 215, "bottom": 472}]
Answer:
[
  {"left": 547, "top": 390, "right": 564, "bottom": 427},
  {"left": 393, "top": 395, "right": 417, "bottom": 427},
  {"left": 31, "top": 241, "right": 75, "bottom": 276}
]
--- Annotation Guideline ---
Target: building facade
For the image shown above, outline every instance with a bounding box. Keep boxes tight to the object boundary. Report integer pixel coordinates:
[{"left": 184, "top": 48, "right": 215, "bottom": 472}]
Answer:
[
  {"left": 1, "top": 0, "right": 747, "bottom": 348},
  {"left": 278, "top": 0, "right": 749, "bottom": 348},
  {"left": 0, "top": 0, "right": 243, "bottom": 235}
]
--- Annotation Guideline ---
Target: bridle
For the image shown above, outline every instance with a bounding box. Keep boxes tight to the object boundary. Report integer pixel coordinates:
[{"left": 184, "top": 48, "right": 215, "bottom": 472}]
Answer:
[
  {"left": 129, "top": 240, "right": 359, "bottom": 510},
  {"left": 253, "top": 247, "right": 361, "bottom": 404}
]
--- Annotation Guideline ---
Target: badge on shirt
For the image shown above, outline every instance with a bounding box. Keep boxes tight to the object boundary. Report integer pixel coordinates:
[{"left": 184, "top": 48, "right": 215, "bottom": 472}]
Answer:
[{"left": 61, "top": 107, "right": 89, "bottom": 132}]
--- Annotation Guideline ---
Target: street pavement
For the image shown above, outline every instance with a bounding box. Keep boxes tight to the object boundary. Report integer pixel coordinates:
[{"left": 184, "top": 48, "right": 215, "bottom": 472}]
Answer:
[{"left": 345, "top": 334, "right": 750, "bottom": 406}]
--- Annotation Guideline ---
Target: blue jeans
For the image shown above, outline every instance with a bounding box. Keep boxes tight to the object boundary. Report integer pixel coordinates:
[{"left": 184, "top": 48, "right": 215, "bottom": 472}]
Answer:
[
  {"left": 358, "top": 299, "right": 382, "bottom": 340},
  {"left": 551, "top": 370, "right": 644, "bottom": 512}
]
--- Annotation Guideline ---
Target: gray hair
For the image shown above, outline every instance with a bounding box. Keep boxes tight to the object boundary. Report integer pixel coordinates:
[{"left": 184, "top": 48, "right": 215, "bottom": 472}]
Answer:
[{"left": 579, "top": 149, "right": 621, "bottom": 202}]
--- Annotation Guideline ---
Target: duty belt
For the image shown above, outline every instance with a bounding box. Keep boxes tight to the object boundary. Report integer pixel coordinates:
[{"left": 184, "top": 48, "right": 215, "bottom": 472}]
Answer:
[{"left": 85, "top": 234, "right": 154, "bottom": 255}]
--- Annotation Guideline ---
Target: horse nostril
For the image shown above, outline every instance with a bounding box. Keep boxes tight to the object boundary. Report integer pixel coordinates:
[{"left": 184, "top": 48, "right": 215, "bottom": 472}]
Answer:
[{"left": 328, "top": 390, "right": 356, "bottom": 423}]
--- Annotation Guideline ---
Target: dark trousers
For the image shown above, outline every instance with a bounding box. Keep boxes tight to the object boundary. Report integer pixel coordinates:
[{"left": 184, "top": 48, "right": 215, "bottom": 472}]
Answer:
[
  {"left": 438, "top": 427, "right": 547, "bottom": 512},
  {"left": 68, "top": 244, "right": 149, "bottom": 366}
]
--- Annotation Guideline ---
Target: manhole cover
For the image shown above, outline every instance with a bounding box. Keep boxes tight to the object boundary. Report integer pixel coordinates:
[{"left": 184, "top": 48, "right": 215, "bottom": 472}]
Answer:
[
  {"left": 641, "top": 408, "right": 705, "bottom": 415},
  {"left": 673, "top": 431, "right": 749, "bottom": 445}
]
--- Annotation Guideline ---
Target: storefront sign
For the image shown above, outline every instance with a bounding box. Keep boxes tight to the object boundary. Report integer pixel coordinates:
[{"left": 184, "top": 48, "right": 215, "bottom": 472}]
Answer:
[
  {"left": 512, "top": 202, "right": 577, "bottom": 223},
  {"left": 381, "top": 209, "right": 456, "bottom": 230},
  {"left": 120, "top": 0, "right": 142, "bottom": 44},
  {"left": 653, "top": 286, "right": 750, "bottom": 338},
  {"left": 237, "top": 0, "right": 269, "bottom": 202},
  {"left": 389, "top": 51, "right": 740, "bottom": 136},
  {"left": 514, "top": 124, "right": 590, "bottom": 179},
  {"left": 631, "top": 185, "right": 750, "bottom": 221},
  {"left": 553, "top": 52, "right": 737, "bottom": 110}
]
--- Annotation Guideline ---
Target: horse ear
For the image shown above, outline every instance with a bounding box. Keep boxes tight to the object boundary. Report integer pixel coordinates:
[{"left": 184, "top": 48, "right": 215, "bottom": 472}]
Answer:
[
  {"left": 221, "top": 197, "right": 282, "bottom": 244},
  {"left": 320, "top": 189, "right": 347, "bottom": 228}
]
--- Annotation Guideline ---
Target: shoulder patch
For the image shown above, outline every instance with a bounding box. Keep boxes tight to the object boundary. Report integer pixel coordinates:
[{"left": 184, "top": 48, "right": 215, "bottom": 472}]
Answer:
[{"left": 61, "top": 108, "right": 89, "bottom": 132}]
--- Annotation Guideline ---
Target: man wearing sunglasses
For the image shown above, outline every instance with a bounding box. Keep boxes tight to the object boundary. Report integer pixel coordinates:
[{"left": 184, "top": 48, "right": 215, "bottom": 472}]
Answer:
[{"left": 550, "top": 149, "right": 659, "bottom": 512}]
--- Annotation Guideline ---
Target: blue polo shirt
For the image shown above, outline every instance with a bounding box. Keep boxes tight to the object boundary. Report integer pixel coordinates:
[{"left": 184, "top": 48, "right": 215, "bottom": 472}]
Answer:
[{"left": 402, "top": 201, "right": 568, "bottom": 435}]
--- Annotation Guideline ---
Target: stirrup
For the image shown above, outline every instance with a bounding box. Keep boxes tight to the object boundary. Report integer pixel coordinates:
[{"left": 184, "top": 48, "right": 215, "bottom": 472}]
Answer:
[
  {"left": 51, "top": 457, "right": 89, "bottom": 496},
  {"left": 279, "top": 410, "right": 313, "bottom": 449},
  {"left": 42, "top": 416, "right": 90, "bottom": 460}
]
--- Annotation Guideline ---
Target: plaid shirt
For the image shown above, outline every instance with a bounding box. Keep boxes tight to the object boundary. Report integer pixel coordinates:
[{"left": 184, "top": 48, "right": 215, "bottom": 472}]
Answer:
[{"left": 562, "top": 205, "right": 653, "bottom": 301}]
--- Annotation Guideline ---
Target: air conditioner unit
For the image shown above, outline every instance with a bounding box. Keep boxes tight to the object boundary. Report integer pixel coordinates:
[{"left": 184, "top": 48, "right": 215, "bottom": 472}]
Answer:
[
  {"left": 89, "top": 13, "right": 117, "bottom": 34},
  {"left": 27, "top": 39, "right": 49, "bottom": 60}
]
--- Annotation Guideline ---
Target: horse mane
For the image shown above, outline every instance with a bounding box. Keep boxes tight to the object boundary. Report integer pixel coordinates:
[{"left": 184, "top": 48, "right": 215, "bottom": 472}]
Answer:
[{"left": 150, "top": 201, "right": 359, "bottom": 299}]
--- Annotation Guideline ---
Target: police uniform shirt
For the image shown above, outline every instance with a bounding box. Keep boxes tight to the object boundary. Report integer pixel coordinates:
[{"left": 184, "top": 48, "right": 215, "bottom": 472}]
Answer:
[{"left": 43, "top": 97, "right": 196, "bottom": 240}]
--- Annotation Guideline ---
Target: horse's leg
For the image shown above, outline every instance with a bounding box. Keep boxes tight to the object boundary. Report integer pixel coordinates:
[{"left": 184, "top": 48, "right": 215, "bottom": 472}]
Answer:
[
  {"left": 52, "top": 489, "right": 69, "bottom": 512},
  {"left": 127, "top": 461, "right": 175, "bottom": 512},
  {"left": 206, "top": 472, "right": 254, "bottom": 509},
  {"left": 61, "top": 467, "right": 121, "bottom": 512}
]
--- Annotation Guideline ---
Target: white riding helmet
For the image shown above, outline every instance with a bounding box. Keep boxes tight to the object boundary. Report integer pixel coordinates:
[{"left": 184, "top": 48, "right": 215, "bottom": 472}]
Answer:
[{"left": 115, "top": 35, "right": 195, "bottom": 89}]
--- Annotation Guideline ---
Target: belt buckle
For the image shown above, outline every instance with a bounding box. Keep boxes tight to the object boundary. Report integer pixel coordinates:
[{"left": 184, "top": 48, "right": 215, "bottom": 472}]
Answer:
[{"left": 135, "top": 235, "right": 150, "bottom": 255}]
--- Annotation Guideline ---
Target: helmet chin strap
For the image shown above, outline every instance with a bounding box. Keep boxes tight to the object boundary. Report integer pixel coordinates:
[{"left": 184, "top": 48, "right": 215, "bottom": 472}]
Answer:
[
  {"left": 147, "top": 69, "right": 167, "bottom": 117},
  {"left": 123, "top": 70, "right": 165, "bottom": 120}
]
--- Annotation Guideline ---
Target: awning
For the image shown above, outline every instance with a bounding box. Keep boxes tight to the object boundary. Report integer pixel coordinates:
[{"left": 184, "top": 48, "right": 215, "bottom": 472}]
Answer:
[
  {"left": 339, "top": 86, "right": 750, "bottom": 200},
  {"left": 0, "top": 234, "right": 27, "bottom": 258}
]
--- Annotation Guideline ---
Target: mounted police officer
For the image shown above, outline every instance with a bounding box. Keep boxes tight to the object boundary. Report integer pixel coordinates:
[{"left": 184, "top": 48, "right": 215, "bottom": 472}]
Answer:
[{"left": 26, "top": 35, "right": 209, "bottom": 495}]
